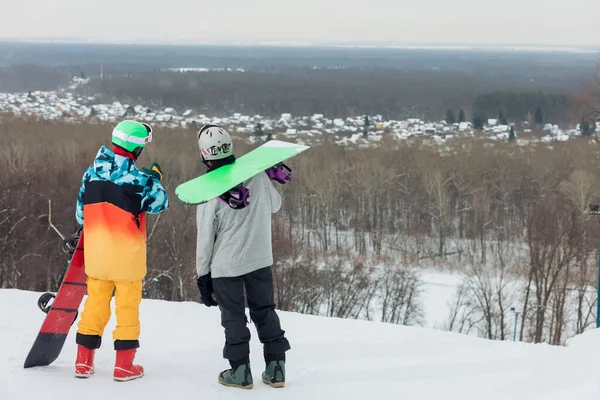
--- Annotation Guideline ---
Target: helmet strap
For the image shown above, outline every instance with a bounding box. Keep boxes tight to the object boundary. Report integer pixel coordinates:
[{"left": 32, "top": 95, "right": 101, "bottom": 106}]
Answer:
[
  {"left": 113, "top": 145, "right": 139, "bottom": 161},
  {"left": 131, "top": 146, "right": 143, "bottom": 159},
  {"left": 206, "top": 154, "right": 236, "bottom": 172}
]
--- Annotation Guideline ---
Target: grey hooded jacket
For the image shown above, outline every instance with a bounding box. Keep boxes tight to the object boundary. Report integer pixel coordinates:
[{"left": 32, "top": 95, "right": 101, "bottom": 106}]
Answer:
[{"left": 195, "top": 172, "right": 281, "bottom": 279}]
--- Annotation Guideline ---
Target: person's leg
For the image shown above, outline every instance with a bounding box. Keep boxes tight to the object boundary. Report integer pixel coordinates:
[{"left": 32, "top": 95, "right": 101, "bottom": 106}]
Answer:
[
  {"left": 213, "top": 275, "right": 253, "bottom": 389},
  {"left": 243, "top": 266, "right": 290, "bottom": 387},
  {"left": 244, "top": 266, "right": 290, "bottom": 358},
  {"left": 112, "top": 280, "right": 144, "bottom": 382},
  {"left": 75, "top": 277, "right": 115, "bottom": 377}
]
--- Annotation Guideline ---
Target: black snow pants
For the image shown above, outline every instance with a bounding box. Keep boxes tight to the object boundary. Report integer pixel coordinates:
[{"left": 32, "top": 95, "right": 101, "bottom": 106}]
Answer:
[{"left": 212, "top": 266, "right": 291, "bottom": 365}]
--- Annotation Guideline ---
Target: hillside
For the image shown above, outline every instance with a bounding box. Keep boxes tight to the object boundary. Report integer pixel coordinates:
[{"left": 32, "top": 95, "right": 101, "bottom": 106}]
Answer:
[{"left": 1, "top": 289, "right": 599, "bottom": 400}]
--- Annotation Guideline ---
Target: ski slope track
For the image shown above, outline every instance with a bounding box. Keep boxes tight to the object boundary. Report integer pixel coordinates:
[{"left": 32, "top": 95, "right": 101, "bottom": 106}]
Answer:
[{"left": 1, "top": 289, "right": 600, "bottom": 400}]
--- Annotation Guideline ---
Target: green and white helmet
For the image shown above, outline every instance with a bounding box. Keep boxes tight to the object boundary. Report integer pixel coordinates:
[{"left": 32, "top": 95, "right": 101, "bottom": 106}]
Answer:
[{"left": 112, "top": 120, "right": 153, "bottom": 154}]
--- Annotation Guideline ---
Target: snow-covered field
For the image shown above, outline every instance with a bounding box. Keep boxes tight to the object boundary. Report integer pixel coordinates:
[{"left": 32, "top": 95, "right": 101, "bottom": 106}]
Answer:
[
  {"left": 2, "top": 289, "right": 600, "bottom": 400},
  {"left": 419, "top": 270, "right": 464, "bottom": 329}
]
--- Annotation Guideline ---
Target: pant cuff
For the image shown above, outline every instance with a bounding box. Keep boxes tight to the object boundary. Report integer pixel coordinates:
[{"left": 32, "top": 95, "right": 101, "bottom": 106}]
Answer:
[
  {"left": 76, "top": 333, "right": 102, "bottom": 349},
  {"left": 229, "top": 356, "right": 250, "bottom": 370},
  {"left": 223, "top": 344, "right": 250, "bottom": 363},
  {"left": 264, "top": 352, "right": 286, "bottom": 363},
  {"left": 264, "top": 338, "right": 291, "bottom": 356},
  {"left": 114, "top": 339, "right": 139, "bottom": 350}
]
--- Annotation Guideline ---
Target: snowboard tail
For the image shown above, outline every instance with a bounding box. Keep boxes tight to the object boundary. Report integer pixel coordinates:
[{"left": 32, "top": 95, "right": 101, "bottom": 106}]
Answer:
[
  {"left": 24, "top": 232, "right": 87, "bottom": 368},
  {"left": 23, "top": 333, "right": 70, "bottom": 369},
  {"left": 175, "top": 140, "right": 309, "bottom": 205}
]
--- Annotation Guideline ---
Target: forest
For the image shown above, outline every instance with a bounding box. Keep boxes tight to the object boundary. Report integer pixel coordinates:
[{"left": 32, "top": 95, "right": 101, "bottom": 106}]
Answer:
[
  {"left": 0, "top": 64, "right": 584, "bottom": 127},
  {"left": 2, "top": 115, "right": 600, "bottom": 346},
  {"left": 0, "top": 42, "right": 596, "bottom": 125},
  {"left": 74, "top": 68, "right": 585, "bottom": 125},
  {"left": 471, "top": 92, "right": 573, "bottom": 126},
  {"left": 0, "top": 65, "right": 72, "bottom": 92}
]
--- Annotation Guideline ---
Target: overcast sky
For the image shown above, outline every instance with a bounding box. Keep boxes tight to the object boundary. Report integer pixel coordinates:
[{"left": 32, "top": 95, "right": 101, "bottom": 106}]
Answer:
[{"left": 1, "top": 0, "right": 599, "bottom": 47}]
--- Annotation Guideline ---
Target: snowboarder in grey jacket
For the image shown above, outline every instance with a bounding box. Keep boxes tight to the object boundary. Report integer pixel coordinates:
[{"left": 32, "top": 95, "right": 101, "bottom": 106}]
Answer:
[{"left": 194, "top": 124, "right": 291, "bottom": 390}]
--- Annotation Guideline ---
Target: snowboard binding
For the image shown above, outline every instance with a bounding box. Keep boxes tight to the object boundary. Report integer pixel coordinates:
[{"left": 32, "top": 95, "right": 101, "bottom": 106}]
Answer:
[
  {"left": 266, "top": 162, "right": 292, "bottom": 184},
  {"left": 62, "top": 227, "right": 82, "bottom": 255},
  {"left": 37, "top": 292, "right": 55, "bottom": 314},
  {"left": 218, "top": 183, "right": 251, "bottom": 210},
  {"left": 37, "top": 292, "right": 79, "bottom": 323},
  {"left": 37, "top": 291, "right": 80, "bottom": 326}
]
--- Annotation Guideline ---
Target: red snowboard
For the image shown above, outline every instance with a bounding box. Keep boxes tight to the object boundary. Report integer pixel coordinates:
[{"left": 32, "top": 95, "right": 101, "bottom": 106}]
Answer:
[{"left": 24, "top": 231, "right": 87, "bottom": 368}]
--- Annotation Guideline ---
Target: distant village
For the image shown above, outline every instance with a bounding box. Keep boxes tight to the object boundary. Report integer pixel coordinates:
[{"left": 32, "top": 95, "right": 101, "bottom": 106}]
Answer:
[{"left": 0, "top": 76, "right": 594, "bottom": 147}]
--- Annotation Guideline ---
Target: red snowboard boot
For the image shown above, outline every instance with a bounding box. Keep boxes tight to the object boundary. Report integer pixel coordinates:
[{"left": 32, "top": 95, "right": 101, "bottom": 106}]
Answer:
[
  {"left": 113, "top": 349, "right": 144, "bottom": 382},
  {"left": 74, "top": 345, "right": 95, "bottom": 378}
]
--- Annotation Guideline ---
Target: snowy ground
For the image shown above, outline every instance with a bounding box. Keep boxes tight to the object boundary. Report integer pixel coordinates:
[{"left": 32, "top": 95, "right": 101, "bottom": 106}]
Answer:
[
  {"left": 419, "top": 269, "right": 464, "bottom": 329},
  {"left": 2, "top": 289, "right": 600, "bottom": 400}
]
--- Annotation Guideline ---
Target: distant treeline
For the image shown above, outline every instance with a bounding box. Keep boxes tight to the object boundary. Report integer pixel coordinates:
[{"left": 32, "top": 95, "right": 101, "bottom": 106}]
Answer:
[
  {"left": 0, "top": 66, "right": 72, "bottom": 93},
  {"left": 0, "top": 49, "right": 594, "bottom": 125},
  {"left": 79, "top": 67, "right": 586, "bottom": 124},
  {"left": 471, "top": 91, "right": 573, "bottom": 126}
]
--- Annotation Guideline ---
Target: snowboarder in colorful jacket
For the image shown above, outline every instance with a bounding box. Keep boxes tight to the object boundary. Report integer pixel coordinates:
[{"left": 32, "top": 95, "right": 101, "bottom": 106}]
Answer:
[
  {"left": 73, "top": 120, "right": 169, "bottom": 381},
  {"left": 195, "top": 124, "right": 291, "bottom": 390}
]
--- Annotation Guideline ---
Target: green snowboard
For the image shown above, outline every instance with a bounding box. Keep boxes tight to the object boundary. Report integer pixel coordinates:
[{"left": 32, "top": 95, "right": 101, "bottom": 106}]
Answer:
[{"left": 175, "top": 140, "right": 309, "bottom": 205}]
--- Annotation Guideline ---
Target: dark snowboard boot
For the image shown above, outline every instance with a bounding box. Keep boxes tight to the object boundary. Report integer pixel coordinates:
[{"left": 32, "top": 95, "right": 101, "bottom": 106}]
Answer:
[
  {"left": 262, "top": 354, "right": 285, "bottom": 388},
  {"left": 218, "top": 358, "right": 253, "bottom": 390}
]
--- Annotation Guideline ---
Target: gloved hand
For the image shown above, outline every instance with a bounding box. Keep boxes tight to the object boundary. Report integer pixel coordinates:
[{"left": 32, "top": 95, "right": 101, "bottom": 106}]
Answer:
[
  {"left": 142, "top": 162, "right": 163, "bottom": 181},
  {"left": 196, "top": 273, "right": 218, "bottom": 307},
  {"left": 265, "top": 162, "right": 292, "bottom": 184}
]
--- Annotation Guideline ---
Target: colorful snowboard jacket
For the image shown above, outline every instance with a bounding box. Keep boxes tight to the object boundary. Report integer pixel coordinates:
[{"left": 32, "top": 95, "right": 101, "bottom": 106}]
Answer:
[{"left": 76, "top": 146, "right": 169, "bottom": 282}]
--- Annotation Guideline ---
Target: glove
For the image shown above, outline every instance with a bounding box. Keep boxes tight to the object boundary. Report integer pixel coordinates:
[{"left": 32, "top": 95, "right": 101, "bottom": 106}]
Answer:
[
  {"left": 142, "top": 162, "right": 163, "bottom": 181},
  {"left": 218, "top": 183, "right": 251, "bottom": 210},
  {"left": 196, "top": 273, "right": 218, "bottom": 307},
  {"left": 265, "top": 162, "right": 292, "bottom": 184}
]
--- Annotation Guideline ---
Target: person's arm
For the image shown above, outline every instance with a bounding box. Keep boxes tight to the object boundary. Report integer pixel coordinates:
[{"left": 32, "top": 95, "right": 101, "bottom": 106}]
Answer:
[
  {"left": 265, "top": 173, "right": 282, "bottom": 213},
  {"left": 142, "top": 176, "right": 170, "bottom": 215},
  {"left": 75, "top": 167, "right": 91, "bottom": 226},
  {"left": 195, "top": 202, "right": 217, "bottom": 278}
]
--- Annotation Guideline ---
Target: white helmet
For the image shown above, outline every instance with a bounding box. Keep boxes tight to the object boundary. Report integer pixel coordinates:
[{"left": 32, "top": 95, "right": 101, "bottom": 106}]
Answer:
[{"left": 197, "top": 125, "right": 233, "bottom": 160}]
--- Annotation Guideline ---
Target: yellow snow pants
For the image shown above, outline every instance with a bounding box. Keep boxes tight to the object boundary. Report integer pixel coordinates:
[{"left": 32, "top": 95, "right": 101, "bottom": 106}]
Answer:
[{"left": 77, "top": 277, "right": 143, "bottom": 342}]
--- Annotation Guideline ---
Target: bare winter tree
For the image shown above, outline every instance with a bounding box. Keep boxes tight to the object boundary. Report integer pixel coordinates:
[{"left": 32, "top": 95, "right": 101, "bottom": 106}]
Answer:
[
  {"left": 377, "top": 262, "right": 424, "bottom": 326},
  {"left": 320, "top": 254, "right": 376, "bottom": 319},
  {"left": 420, "top": 162, "right": 453, "bottom": 258},
  {"left": 524, "top": 195, "right": 583, "bottom": 344},
  {"left": 445, "top": 251, "right": 517, "bottom": 340}
]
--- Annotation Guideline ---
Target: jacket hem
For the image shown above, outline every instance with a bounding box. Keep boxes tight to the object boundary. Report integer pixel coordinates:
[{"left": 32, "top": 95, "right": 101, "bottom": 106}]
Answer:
[
  {"left": 84, "top": 272, "right": 146, "bottom": 283},
  {"left": 210, "top": 256, "right": 273, "bottom": 279}
]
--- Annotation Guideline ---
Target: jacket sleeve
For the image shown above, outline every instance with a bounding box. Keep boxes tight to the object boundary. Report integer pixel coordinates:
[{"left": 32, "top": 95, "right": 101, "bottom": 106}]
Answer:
[
  {"left": 195, "top": 202, "right": 217, "bottom": 277},
  {"left": 142, "top": 177, "right": 170, "bottom": 215},
  {"left": 75, "top": 167, "right": 92, "bottom": 226},
  {"left": 265, "top": 174, "right": 282, "bottom": 213}
]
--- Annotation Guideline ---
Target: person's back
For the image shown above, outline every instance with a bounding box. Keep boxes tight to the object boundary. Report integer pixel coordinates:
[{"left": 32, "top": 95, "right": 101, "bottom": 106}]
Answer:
[
  {"left": 78, "top": 145, "right": 168, "bottom": 281},
  {"left": 196, "top": 171, "right": 281, "bottom": 279}
]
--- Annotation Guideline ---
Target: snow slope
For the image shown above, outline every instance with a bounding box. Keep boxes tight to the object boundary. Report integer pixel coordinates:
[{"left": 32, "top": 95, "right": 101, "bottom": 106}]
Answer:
[{"left": 2, "top": 289, "right": 600, "bottom": 400}]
